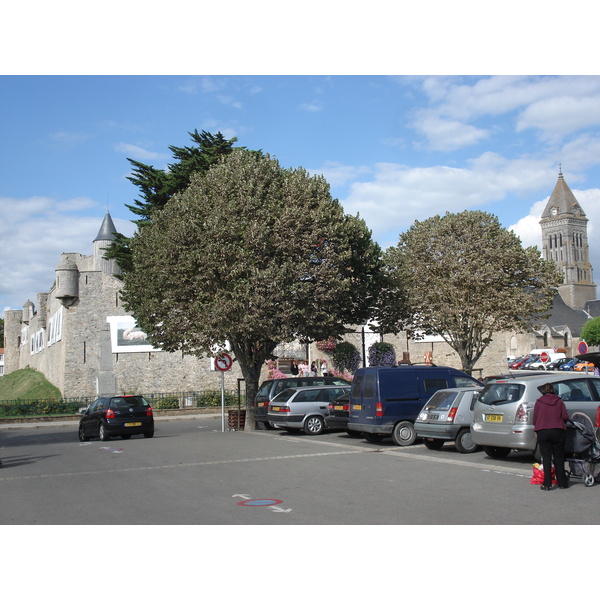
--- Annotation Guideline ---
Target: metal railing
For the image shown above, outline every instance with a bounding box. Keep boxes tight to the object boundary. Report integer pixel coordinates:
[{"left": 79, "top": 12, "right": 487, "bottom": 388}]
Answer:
[{"left": 0, "top": 387, "right": 247, "bottom": 418}]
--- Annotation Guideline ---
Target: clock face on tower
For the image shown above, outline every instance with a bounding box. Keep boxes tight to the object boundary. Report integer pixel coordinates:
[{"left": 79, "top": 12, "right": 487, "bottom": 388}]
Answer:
[{"left": 551, "top": 207, "right": 557, "bottom": 216}]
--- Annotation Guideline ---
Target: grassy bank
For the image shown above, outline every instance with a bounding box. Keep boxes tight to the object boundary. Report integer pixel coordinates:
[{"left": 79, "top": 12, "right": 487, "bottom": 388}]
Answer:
[{"left": 0, "top": 367, "right": 61, "bottom": 401}]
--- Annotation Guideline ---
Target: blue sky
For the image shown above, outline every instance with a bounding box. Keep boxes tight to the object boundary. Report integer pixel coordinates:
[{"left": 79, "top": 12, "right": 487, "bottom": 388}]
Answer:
[
  {"left": 3, "top": 74, "right": 600, "bottom": 313},
  {"left": 3, "top": 5, "right": 600, "bottom": 316}
]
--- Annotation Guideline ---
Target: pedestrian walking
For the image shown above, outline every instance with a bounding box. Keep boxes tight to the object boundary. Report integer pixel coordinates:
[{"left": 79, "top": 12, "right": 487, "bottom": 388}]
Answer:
[{"left": 533, "top": 383, "right": 569, "bottom": 490}]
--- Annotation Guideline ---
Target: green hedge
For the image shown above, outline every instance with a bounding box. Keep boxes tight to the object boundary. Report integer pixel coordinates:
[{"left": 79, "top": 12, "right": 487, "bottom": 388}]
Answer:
[{"left": 0, "top": 399, "right": 81, "bottom": 417}]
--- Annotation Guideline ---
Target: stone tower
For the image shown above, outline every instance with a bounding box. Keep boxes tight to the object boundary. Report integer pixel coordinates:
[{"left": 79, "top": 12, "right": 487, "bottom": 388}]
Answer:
[
  {"left": 93, "top": 211, "right": 121, "bottom": 275},
  {"left": 540, "top": 170, "right": 597, "bottom": 310}
]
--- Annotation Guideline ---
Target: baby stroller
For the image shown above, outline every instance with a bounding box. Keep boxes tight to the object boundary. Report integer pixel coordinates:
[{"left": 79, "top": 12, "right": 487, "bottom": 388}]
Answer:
[{"left": 564, "top": 412, "right": 600, "bottom": 487}]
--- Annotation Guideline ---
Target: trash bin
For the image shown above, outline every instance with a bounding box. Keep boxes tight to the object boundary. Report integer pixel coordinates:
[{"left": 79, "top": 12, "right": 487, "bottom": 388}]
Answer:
[{"left": 228, "top": 408, "right": 246, "bottom": 431}]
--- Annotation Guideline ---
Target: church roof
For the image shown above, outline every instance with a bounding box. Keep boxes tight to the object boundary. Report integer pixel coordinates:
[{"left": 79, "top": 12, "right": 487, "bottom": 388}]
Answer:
[
  {"left": 94, "top": 212, "right": 119, "bottom": 242},
  {"left": 537, "top": 292, "right": 589, "bottom": 337},
  {"left": 540, "top": 172, "right": 587, "bottom": 221}
]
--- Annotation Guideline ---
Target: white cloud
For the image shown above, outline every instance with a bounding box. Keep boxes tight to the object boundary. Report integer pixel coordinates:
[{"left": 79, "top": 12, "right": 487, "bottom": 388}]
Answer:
[
  {"left": 413, "top": 116, "right": 490, "bottom": 151},
  {"left": 114, "top": 143, "right": 169, "bottom": 162},
  {"left": 410, "top": 75, "right": 600, "bottom": 150}
]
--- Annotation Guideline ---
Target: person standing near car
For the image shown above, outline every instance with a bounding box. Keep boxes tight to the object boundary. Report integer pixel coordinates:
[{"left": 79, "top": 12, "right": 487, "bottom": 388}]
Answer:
[
  {"left": 290, "top": 360, "right": 299, "bottom": 377},
  {"left": 533, "top": 383, "right": 569, "bottom": 490}
]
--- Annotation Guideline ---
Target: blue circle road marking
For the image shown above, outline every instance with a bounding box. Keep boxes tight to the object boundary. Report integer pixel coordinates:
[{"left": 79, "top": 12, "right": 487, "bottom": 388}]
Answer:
[{"left": 237, "top": 499, "right": 283, "bottom": 507}]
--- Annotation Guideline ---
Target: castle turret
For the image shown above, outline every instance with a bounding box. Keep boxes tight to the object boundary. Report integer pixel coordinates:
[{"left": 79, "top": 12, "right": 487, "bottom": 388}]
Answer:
[
  {"left": 55, "top": 253, "right": 79, "bottom": 306},
  {"left": 93, "top": 212, "right": 121, "bottom": 275}
]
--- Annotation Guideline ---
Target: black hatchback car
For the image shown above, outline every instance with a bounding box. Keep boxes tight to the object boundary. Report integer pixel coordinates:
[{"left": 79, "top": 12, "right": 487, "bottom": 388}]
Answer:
[{"left": 78, "top": 395, "right": 154, "bottom": 441}]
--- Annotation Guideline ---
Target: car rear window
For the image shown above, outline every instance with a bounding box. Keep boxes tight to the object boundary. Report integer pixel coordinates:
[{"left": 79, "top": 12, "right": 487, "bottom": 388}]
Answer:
[
  {"left": 110, "top": 396, "right": 148, "bottom": 408},
  {"left": 426, "top": 390, "right": 459, "bottom": 410},
  {"left": 479, "top": 383, "right": 525, "bottom": 405}
]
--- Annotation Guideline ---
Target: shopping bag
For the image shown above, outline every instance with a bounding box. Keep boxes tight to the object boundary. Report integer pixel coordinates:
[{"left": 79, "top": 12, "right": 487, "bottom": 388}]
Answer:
[{"left": 530, "top": 462, "right": 557, "bottom": 485}]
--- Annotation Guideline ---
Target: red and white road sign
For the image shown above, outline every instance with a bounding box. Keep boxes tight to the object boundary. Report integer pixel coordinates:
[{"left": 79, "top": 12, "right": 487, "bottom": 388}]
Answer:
[
  {"left": 214, "top": 353, "right": 233, "bottom": 372},
  {"left": 540, "top": 351, "right": 550, "bottom": 364}
]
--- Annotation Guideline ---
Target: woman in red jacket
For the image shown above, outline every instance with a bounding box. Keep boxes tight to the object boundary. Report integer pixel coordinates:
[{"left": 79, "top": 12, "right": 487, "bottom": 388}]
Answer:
[{"left": 533, "top": 383, "right": 569, "bottom": 490}]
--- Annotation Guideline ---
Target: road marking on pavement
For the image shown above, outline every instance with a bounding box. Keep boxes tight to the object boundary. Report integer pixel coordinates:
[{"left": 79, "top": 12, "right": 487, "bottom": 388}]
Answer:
[{"left": 0, "top": 450, "right": 365, "bottom": 482}]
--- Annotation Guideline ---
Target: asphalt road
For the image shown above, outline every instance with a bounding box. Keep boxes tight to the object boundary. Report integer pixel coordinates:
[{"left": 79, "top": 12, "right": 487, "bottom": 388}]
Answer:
[{"left": 1, "top": 414, "right": 598, "bottom": 525}]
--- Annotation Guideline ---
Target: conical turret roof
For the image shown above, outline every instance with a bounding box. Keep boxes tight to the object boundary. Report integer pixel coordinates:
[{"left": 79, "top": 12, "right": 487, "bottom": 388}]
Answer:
[
  {"left": 541, "top": 172, "right": 587, "bottom": 220},
  {"left": 94, "top": 212, "right": 119, "bottom": 242}
]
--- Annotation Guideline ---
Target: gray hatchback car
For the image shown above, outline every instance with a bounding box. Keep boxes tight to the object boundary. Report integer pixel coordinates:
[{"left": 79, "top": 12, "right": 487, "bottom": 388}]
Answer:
[
  {"left": 267, "top": 385, "right": 351, "bottom": 435},
  {"left": 414, "top": 387, "right": 483, "bottom": 453},
  {"left": 471, "top": 373, "right": 600, "bottom": 460}
]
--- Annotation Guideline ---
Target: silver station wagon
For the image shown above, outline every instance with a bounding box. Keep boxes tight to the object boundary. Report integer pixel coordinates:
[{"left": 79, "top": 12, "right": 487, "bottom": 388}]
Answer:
[
  {"left": 267, "top": 385, "right": 351, "bottom": 435},
  {"left": 471, "top": 373, "right": 600, "bottom": 460}
]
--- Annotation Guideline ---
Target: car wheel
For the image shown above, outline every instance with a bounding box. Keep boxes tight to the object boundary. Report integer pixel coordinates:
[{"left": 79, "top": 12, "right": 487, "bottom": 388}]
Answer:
[
  {"left": 99, "top": 423, "right": 110, "bottom": 441},
  {"left": 304, "top": 415, "right": 324, "bottom": 435},
  {"left": 455, "top": 429, "right": 479, "bottom": 454},
  {"left": 584, "top": 473, "right": 595, "bottom": 487},
  {"left": 143, "top": 430, "right": 154, "bottom": 438},
  {"left": 78, "top": 423, "right": 90, "bottom": 442},
  {"left": 423, "top": 438, "right": 445, "bottom": 450},
  {"left": 346, "top": 429, "right": 363, "bottom": 438},
  {"left": 392, "top": 421, "right": 417, "bottom": 446},
  {"left": 364, "top": 433, "right": 384, "bottom": 444},
  {"left": 483, "top": 446, "right": 511, "bottom": 459}
]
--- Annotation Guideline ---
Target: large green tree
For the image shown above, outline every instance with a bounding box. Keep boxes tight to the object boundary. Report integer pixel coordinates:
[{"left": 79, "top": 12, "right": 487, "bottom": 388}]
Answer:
[
  {"left": 121, "top": 150, "right": 383, "bottom": 424},
  {"left": 376, "top": 210, "right": 563, "bottom": 373},
  {"left": 105, "top": 130, "right": 239, "bottom": 274}
]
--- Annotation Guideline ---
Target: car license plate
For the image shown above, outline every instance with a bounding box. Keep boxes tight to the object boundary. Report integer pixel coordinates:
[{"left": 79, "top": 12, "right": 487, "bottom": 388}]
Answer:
[
  {"left": 257, "top": 402, "right": 265, "bottom": 407},
  {"left": 485, "top": 414, "right": 503, "bottom": 422},
  {"left": 352, "top": 405, "right": 361, "bottom": 410},
  {"left": 125, "top": 422, "right": 142, "bottom": 427},
  {"left": 430, "top": 414, "right": 439, "bottom": 420},
  {"left": 272, "top": 406, "right": 280, "bottom": 412}
]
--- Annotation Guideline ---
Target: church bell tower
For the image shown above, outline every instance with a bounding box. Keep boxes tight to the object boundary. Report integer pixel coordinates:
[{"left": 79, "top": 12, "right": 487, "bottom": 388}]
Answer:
[{"left": 539, "top": 169, "right": 596, "bottom": 310}]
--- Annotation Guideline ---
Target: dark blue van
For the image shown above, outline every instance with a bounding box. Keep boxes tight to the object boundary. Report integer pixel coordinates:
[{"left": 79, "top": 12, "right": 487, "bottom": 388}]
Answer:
[{"left": 348, "top": 366, "right": 480, "bottom": 445}]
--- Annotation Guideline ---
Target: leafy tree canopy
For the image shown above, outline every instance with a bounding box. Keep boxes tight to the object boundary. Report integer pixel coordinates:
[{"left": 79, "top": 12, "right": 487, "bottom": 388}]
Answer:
[
  {"left": 105, "top": 130, "right": 240, "bottom": 274},
  {"left": 121, "top": 150, "right": 383, "bottom": 410},
  {"left": 581, "top": 316, "right": 600, "bottom": 347},
  {"left": 375, "top": 210, "right": 563, "bottom": 372}
]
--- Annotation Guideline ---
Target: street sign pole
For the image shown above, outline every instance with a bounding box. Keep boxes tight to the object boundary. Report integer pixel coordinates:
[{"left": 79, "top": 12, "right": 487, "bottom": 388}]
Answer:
[
  {"left": 221, "top": 370, "right": 225, "bottom": 432},
  {"left": 213, "top": 352, "right": 233, "bottom": 433}
]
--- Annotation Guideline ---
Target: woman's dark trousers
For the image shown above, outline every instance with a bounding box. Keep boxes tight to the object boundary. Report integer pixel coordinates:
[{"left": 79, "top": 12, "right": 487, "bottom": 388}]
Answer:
[{"left": 537, "top": 428, "right": 567, "bottom": 487}]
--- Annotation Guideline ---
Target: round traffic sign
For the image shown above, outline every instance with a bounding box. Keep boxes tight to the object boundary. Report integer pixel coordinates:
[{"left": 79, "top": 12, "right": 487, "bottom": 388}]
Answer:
[
  {"left": 214, "top": 352, "right": 233, "bottom": 372},
  {"left": 579, "top": 341, "right": 589, "bottom": 355},
  {"left": 540, "top": 352, "right": 550, "bottom": 363}
]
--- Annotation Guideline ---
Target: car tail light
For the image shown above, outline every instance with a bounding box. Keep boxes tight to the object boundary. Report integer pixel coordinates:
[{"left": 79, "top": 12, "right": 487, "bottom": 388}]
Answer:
[
  {"left": 447, "top": 407, "right": 458, "bottom": 422},
  {"left": 146, "top": 406, "right": 153, "bottom": 417},
  {"left": 279, "top": 406, "right": 291, "bottom": 413},
  {"left": 375, "top": 402, "right": 383, "bottom": 417},
  {"left": 342, "top": 403, "right": 349, "bottom": 411},
  {"left": 105, "top": 408, "right": 115, "bottom": 419},
  {"left": 515, "top": 403, "right": 530, "bottom": 422},
  {"left": 328, "top": 403, "right": 334, "bottom": 410}
]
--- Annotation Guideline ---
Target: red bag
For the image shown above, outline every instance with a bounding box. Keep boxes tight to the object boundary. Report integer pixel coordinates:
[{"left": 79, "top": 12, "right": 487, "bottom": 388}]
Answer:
[{"left": 530, "top": 463, "right": 557, "bottom": 485}]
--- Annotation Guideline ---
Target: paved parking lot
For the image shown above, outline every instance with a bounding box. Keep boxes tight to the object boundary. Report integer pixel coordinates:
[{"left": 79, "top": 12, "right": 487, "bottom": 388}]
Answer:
[{"left": 2, "top": 414, "right": 599, "bottom": 526}]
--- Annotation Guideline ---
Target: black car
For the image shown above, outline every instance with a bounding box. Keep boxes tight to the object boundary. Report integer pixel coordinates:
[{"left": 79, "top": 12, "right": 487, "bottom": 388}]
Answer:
[
  {"left": 253, "top": 376, "right": 349, "bottom": 428},
  {"left": 78, "top": 395, "right": 154, "bottom": 441},
  {"left": 325, "top": 392, "right": 362, "bottom": 437}
]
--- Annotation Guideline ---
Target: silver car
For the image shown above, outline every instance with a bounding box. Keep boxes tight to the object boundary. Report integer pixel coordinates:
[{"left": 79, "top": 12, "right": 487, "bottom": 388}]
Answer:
[
  {"left": 267, "top": 385, "right": 351, "bottom": 435},
  {"left": 415, "top": 387, "right": 483, "bottom": 453},
  {"left": 471, "top": 373, "right": 600, "bottom": 460}
]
